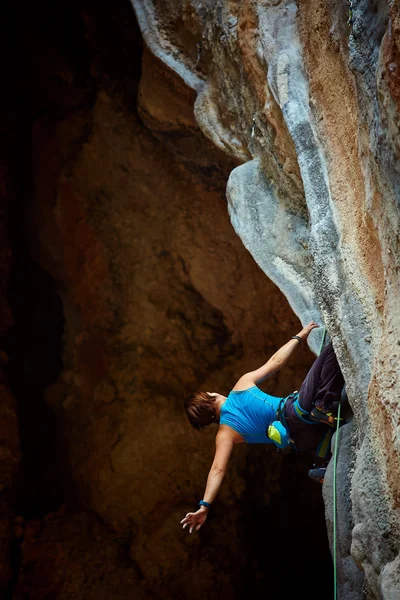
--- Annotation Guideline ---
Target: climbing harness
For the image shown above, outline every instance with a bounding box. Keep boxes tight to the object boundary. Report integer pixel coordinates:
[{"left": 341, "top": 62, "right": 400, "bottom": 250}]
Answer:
[
  {"left": 293, "top": 394, "right": 317, "bottom": 424},
  {"left": 265, "top": 396, "right": 295, "bottom": 450},
  {"left": 283, "top": 391, "right": 331, "bottom": 457},
  {"left": 273, "top": 396, "right": 297, "bottom": 450}
]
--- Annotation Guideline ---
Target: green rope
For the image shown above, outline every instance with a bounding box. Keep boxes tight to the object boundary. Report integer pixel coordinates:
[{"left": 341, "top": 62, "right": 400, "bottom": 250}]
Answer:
[
  {"left": 333, "top": 400, "right": 340, "bottom": 600},
  {"left": 318, "top": 326, "right": 327, "bottom": 355},
  {"left": 318, "top": 327, "right": 340, "bottom": 600},
  {"left": 317, "top": 326, "right": 339, "bottom": 600}
]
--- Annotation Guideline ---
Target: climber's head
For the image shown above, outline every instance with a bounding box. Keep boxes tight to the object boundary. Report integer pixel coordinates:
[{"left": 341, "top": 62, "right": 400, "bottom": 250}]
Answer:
[{"left": 184, "top": 392, "right": 220, "bottom": 430}]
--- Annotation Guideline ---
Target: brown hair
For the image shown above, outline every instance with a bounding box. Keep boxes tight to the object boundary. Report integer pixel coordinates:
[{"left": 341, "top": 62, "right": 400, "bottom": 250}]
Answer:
[{"left": 184, "top": 392, "right": 217, "bottom": 431}]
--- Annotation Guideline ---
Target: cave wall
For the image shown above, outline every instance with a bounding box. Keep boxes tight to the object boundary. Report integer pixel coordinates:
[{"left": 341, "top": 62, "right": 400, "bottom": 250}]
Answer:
[
  {"left": 130, "top": 0, "right": 400, "bottom": 598},
  {"left": 6, "top": 1, "right": 335, "bottom": 599},
  {"left": 0, "top": 4, "right": 22, "bottom": 594}
]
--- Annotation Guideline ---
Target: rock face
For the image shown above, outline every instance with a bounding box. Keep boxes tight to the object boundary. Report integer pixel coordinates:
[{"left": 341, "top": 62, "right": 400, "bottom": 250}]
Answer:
[{"left": 131, "top": 0, "right": 400, "bottom": 598}]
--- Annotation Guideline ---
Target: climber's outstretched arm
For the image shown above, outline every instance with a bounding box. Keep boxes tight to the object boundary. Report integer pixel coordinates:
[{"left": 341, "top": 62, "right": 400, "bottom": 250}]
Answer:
[
  {"left": 180, "top": 428, "right": 234, "bottom": 533},
  {"left": 233, "top": 321, "right": 319, "bottom": 389}
]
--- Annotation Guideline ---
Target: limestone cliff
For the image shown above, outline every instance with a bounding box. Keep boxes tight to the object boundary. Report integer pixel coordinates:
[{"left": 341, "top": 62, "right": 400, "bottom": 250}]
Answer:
[{"left": 131, "top": 0, "right": 400, "bottom": 598}]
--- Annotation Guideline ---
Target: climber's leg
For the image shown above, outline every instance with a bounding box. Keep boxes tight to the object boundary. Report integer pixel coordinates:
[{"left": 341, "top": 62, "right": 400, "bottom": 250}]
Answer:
[
  {"left": 298, "top": 342, "right": 344, "bottom": 411},
  {"left": 285, "top": 342, "right": 345, "bottom": 446},
  {"left": 297, "top": 342, "right": 345, "bottom": 427},
  {"left": 313, "top": 345, "right": 344, "bottom": 410}
]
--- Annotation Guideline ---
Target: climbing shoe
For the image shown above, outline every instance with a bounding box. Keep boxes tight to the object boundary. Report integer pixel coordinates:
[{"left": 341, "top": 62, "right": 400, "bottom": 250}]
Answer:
[
  {"left": 309, "top": 406, "right": 344, "bottom": 428},
  {"left": 308, "top": 466, "right": 326, "bottom": 484}
]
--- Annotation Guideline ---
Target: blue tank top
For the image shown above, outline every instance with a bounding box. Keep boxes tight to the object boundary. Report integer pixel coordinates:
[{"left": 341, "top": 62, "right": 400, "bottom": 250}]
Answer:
[{"left": 220, "top": 386, "right": 283, "bottom": 444}]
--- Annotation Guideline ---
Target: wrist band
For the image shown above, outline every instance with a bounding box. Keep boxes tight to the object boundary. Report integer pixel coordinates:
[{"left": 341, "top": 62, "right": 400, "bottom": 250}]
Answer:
[
  {"left": 291, "top": 335, "right": 303, "bottom": 345},
  {"left": 199, "top": 500, "right": 211, "bottom": 509}
]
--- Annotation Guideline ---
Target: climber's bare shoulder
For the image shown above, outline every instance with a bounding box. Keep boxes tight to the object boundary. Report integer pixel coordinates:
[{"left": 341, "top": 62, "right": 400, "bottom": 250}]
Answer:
[{"left": 231, "top": 374, "right": 258, "bottom": 391}]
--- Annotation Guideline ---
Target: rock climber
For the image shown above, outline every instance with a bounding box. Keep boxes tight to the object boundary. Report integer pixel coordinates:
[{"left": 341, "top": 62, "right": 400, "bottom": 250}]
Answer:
[{"left": 180, "top": 321, "right": 345, "bottom": 533}]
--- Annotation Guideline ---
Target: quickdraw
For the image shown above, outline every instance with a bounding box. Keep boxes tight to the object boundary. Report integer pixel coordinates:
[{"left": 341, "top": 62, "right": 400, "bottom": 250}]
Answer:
[{"left": 347, "top": 0, "right": 353, "bottom": 28}]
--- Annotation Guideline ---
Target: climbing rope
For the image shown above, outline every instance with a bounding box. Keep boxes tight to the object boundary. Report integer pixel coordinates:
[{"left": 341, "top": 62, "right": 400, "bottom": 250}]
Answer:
[
  {"left": 318, "top": 326, "right": 327, "bottom": 355},
  {"left": 333, "top": 392, "right": 341, "bottom": 600},
  {"left": 318, "top": 326, "right": 340, "bottom": 600}
]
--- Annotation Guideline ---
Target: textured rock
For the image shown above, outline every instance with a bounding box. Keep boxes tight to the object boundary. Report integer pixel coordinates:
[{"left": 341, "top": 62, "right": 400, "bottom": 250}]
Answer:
[{"left": 131, "top": 0, "right": 400, "bottom": 598}]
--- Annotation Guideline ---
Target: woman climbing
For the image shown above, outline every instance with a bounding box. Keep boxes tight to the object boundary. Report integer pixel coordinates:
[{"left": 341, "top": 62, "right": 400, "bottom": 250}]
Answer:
[{"left": 180, "top": 321, "right": 345, "bottom": 533}]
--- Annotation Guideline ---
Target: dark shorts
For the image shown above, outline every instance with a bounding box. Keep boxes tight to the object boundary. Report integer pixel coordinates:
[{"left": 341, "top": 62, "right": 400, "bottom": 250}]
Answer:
[{"left": 284, "top": 342, "right": 344, "bottom": 452}]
